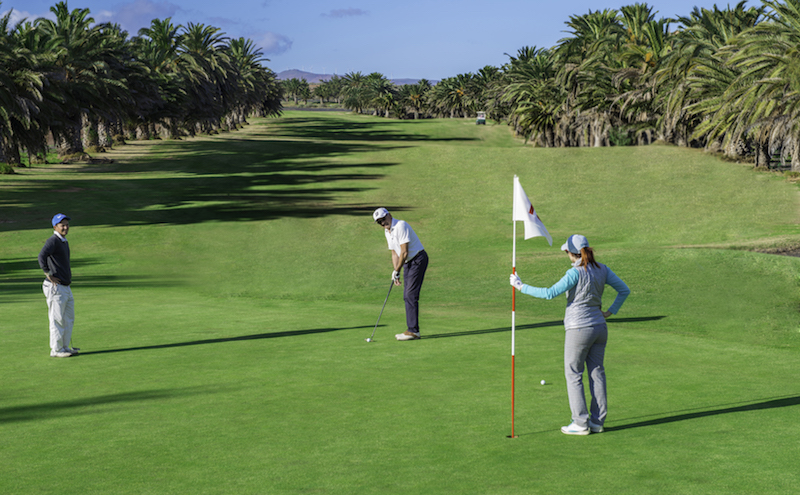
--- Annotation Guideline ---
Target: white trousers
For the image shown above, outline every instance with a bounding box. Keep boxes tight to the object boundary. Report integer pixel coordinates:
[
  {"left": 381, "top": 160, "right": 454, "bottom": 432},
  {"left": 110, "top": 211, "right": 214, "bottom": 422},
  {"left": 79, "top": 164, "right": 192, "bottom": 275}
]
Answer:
[{"left": 43, "top": 280, "right": 75, "bottom": 354}]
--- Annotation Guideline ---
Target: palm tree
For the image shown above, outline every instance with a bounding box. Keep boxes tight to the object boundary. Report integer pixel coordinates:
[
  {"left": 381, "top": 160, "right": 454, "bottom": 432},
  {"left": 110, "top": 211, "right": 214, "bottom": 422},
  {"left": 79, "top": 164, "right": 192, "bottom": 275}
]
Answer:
[
  {"left": 707, "top": 0, "right": 800, "bottom": 169},
  {"left": 612, "top": 5, "right": 674, "bottom": 145},
  {"left": 427, "top": 73, "right": 473, "bottom": 118},
  {"left": 84, "top": 23, "right": 149, "bottom": 149},
  {"left": 0, "top": 7, "right": 47, "bottom": 166},
  {"left": 469, "top": 66, "right": 502, "bottom": 120},
  {"left": 365, "top": 72, "right": 397, "bottom": 117},
  {"left": 282, "top": 78, "right": 308, "bottom": 105},
  {"left": 341, "top": 71, "right": 369, "bottom": 113},
  {"left": 398, "top": 79, "right": 432, "bottom": 119},
  {"left": 177, "top": 22, "right": 234, "bottom": 134},
  {"left": 35, "top": 2, "right": 127, "bottom": 156},
  {"left": 500, "top": 47, "right": 564, "bottom": 146},
  {"left": 658, "top": 2, "right": 763, "bottom": 148},
  {"left": 313, "top": 75, "right": 344, "bottom": 105},
  {"left": 134, "top": 17, "right": 186, "bottom": 139},
  {"left": 313, "top": 81, "right": 332, "bottom": 104},
  {"left": 228, "top": 37, "right": 276, "bottom": 125},
  {"left": 554, "top": 9, "right": 626, "bottom": 146}
]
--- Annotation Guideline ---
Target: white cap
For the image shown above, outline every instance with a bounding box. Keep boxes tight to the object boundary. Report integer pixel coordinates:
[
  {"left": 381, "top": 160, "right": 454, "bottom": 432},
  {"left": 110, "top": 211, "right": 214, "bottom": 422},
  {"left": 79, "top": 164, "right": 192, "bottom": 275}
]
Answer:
[
  {"left": 561, "top": 234, "right": 589, "bottom": 254},
  {"left": 372, "top": 207, "right": 389, "bottom": 222}
]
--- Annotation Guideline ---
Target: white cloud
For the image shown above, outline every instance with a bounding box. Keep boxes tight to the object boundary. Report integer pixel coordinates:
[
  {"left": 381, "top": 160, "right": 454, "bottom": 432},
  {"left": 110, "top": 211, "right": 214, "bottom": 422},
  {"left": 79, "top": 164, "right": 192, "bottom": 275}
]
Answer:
[
  {"left": 1, "top": 8, "right": 54, "bottom": 28},
  {"left": 256, "top": 31, "right": 292, "bottom": 55},
  {"left": 100, "top": 0, "right": 182, "bottom": 33},
  {"left": 93, "top": 10, "right": 116, "bottom": 24},
  {"left": 321, "top": 8, "right": 368, "bottom": 18}
]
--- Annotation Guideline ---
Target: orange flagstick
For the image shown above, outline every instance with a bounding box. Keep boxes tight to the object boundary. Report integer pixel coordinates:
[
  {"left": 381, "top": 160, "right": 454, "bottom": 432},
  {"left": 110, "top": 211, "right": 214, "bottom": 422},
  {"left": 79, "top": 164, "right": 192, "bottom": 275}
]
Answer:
[{"left": 509, "top": 178, "right": 519, "bottom": 439}]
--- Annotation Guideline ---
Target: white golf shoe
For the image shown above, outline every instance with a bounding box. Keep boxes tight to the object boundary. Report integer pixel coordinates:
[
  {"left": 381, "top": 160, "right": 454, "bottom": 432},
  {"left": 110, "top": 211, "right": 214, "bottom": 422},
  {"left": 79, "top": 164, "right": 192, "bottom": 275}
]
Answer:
[
  {"left": 395, "top": 331, "right": 420, "bottom": 341},
  {"left": 588, "top": 420, "right": 604, "bottom": 433},
  {"left": 560, "top": 422, "right": 590, "bottom": 435}
]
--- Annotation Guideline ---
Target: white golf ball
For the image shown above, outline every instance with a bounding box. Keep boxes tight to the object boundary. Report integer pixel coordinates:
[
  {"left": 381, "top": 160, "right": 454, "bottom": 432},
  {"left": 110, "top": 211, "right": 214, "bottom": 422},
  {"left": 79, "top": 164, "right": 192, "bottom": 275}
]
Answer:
[{"left": 540, "top": 380, "right": 546, "bottom": 385}]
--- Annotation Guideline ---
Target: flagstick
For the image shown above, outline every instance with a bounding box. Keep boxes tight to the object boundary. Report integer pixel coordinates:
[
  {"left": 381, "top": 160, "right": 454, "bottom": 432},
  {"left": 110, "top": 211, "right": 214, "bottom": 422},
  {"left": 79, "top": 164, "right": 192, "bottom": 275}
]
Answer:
[{"left": 509, "top": 177, "right": 519, "bottom": 439}]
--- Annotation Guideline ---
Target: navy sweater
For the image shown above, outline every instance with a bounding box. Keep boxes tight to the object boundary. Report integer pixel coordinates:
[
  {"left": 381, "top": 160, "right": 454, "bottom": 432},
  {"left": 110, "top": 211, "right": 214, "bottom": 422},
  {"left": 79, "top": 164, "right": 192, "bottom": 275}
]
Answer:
[{"left": 38, "top": 234, "right": 71, "bottom": 286}]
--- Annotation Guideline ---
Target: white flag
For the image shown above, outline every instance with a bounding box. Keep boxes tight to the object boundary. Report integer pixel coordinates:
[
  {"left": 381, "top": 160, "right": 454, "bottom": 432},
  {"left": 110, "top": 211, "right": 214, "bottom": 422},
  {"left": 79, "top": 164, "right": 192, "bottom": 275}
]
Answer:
[{"left": 513, "top": 176, "right": 552, "bottom": 245}]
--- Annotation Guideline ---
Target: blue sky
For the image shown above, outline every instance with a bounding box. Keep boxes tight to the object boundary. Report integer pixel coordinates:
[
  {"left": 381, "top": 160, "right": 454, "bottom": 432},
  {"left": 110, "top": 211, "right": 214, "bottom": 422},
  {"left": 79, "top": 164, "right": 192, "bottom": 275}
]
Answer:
[{"left": 3, "top": 0, "right": 754, "bottom": 80}]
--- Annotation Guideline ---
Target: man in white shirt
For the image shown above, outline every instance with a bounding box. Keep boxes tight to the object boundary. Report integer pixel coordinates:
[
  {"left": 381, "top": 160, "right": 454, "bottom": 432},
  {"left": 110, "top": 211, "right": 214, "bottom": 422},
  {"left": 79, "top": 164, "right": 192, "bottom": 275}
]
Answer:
[{"left": 373, "top": 208, "right": 429, "bottom": 340}]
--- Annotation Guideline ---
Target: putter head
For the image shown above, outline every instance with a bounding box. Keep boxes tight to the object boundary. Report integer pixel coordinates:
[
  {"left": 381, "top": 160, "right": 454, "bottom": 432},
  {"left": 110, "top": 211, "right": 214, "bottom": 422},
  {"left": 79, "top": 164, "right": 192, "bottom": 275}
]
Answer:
[{"left": 365, "top": 338, "right": 373, "bottom": 342}]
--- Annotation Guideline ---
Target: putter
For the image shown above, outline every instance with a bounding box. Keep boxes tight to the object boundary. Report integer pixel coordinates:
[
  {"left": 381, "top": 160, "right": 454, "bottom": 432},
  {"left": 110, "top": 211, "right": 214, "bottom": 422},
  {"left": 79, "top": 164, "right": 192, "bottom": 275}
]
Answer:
[{"left": 366, "top": 281, "right": 394, "bottom": 342}]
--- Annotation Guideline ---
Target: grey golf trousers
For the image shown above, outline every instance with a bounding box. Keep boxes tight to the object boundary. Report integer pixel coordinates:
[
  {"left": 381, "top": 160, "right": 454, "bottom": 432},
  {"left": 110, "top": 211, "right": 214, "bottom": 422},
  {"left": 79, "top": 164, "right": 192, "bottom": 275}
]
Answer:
[{"left": 564, "top": 323, "right": 608, "bottom": 427}]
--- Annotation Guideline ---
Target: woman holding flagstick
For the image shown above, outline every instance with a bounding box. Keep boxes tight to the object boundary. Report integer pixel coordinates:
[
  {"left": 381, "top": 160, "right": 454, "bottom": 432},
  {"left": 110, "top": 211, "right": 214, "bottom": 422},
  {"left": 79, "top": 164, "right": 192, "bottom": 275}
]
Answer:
[{"left": 510, "top": 234, "right": 629, "bottom": 435}]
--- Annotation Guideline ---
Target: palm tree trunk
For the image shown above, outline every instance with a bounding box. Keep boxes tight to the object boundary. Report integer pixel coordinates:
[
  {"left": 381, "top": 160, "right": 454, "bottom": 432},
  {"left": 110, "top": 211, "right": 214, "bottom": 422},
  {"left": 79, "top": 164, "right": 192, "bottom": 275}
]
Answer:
[
  {"left": 593, "top": 115, "right": 604, "bottom": 147},
  {"left": 792, "top": 135, "right": 800, "bottom": 172},
  {"left": 28, "top": 138, "right": 48, "bottom": 165},
  {"left": 166, "top": 118, "right": 181, "bottom": 139},
  {"left": 59, "top": 116, "right": 84, "bottom": 156},
  {"left": 1, "top": 137, "right": 20, "bottom": 165},
  {"left": 755, "top": 140, "right": 769, "bottom": 168},
  {"left": 136, "top": 123, "right": 150, "bottom": 140},
  {"left": 82, "top": 112, "right": 99, "bottom": 150},
  {"left": 99, "top": 120, "right": 113, "bottom": 148}
]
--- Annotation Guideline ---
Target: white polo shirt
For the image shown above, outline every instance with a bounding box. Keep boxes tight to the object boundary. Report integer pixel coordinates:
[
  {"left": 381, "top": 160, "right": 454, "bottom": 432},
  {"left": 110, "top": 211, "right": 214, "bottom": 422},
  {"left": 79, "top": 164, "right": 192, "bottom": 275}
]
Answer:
[{"left": 385, "top": 218, "right": 424, "bottom": 262}]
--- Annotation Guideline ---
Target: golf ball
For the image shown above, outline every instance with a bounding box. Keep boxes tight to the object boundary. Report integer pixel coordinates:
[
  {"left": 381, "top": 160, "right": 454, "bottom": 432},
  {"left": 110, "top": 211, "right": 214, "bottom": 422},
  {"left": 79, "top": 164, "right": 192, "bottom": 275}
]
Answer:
[
  {"left": 365, "top": 338, "right": 372, "bottom": 342},
  {"left": 540, "top": 380, "right": 546, "bottom": 385}
]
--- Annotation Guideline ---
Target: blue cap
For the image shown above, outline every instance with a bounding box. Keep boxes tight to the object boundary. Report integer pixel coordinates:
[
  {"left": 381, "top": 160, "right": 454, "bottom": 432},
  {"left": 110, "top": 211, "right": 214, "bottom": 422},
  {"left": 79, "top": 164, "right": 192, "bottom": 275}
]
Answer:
[
  {"left": 561, "top": 234, "right": 589, "bottom": 254},
  {"left": 52, "top": 213, "right": 71, "bottom": 227}
]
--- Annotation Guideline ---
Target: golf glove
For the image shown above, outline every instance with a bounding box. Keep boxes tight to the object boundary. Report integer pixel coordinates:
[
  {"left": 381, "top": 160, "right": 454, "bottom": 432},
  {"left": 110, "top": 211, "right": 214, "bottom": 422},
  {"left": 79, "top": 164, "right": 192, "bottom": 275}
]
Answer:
[
  {"left": 510, "top": 273, "right": 524, "bottom": 291},
  {"left": 392, "top": 270, "right": 400, "bottom": 282}
]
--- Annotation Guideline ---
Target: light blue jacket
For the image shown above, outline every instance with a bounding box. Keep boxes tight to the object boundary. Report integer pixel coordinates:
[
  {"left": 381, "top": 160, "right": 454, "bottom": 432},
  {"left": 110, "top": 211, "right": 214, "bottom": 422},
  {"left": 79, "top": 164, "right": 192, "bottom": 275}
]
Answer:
[{"left": 520, "top": 262, "right": 629, "bottom": 330}]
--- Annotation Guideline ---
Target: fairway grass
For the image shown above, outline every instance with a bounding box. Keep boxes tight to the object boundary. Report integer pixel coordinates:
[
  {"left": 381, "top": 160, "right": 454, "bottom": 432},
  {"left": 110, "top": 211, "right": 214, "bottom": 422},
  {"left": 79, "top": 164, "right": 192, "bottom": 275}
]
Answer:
[{"left": 2, "top": 111, "right": 800, "bottom": 494}]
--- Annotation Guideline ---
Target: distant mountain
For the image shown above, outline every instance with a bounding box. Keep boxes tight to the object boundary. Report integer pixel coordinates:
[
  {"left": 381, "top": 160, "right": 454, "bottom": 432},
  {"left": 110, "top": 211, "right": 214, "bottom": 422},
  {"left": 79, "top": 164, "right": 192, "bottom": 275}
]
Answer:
[{"left": 276, "top": 69, "right": 434, "bottom": 86}]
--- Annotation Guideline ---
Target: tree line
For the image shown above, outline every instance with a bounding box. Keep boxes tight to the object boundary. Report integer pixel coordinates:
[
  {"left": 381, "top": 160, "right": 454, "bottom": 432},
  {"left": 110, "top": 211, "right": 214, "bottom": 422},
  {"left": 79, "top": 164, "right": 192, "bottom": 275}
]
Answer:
[
  {"left": 4, "top": 1, "right": 800, "bottom": 171},
  {"left": 281, "top": 0, "right": 800, "bottom": 170},
  {"left": 0, "top": 1, "right": 283, "bottom": 170}
]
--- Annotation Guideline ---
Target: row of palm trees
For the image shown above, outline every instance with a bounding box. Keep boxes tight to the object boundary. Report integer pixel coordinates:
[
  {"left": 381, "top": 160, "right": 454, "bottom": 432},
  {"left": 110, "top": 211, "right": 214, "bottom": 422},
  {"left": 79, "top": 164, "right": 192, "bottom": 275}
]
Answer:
[
  {"left": 0, "top": 1, "right": 283, "bottom": 168},
  {"left": 299, "top": 73, "right": 434, "bottom": 119},
  {"left": 6, "top": 1, "right": 799, "bottom": 169},
  {"left": 490, "top": 1, "right": 795, "bottom": 164},
  {"left": 311, "top": 1, "right": 798, "bottom": 169}
]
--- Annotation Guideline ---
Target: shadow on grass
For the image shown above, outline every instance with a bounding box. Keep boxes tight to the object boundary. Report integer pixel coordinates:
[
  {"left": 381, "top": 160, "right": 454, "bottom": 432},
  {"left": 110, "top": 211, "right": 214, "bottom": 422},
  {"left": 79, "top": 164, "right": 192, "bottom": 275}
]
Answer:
[
  {"left": 0, "top": 257, "right": 103, "bottom": 278},
  {"left": 79, "top": 325, "right": 373, "bottom": 356},
  {"left": 0, "top": 387, "right": 219, "bottom": 423},
  {"left": 0, "top": 271, "right": 182, "bottom": 303},
  {"left": 0, "top": 114, "right": 447, "bottom": 232},
  {"left": 425, "top": 316, "right": 667, "bottom": 339},
  {"left": 515, "top": 394, "right": 800, "bottom": 437},
  {"left": 263, "top": 116, "right": 479, "bottom": 143},
  {"left": 425, "top": 321, "right": 564, "bottom": 339},
  {"left": 607, "top": 395, "right": 800, "bottom": 432}
]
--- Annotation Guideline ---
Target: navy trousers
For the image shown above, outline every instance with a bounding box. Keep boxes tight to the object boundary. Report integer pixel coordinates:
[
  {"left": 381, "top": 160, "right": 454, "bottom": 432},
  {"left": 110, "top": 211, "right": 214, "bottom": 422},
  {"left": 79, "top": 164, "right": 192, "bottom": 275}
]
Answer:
[{"left": 403, "top": 250, "right": 428, "bottom": 333}]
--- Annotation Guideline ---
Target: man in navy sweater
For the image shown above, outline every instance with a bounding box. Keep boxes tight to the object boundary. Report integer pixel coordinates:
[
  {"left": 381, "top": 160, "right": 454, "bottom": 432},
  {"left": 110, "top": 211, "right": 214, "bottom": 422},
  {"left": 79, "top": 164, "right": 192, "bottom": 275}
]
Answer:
[{"left": 38, "top": 213, "right": 78, "bottom": 357}]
